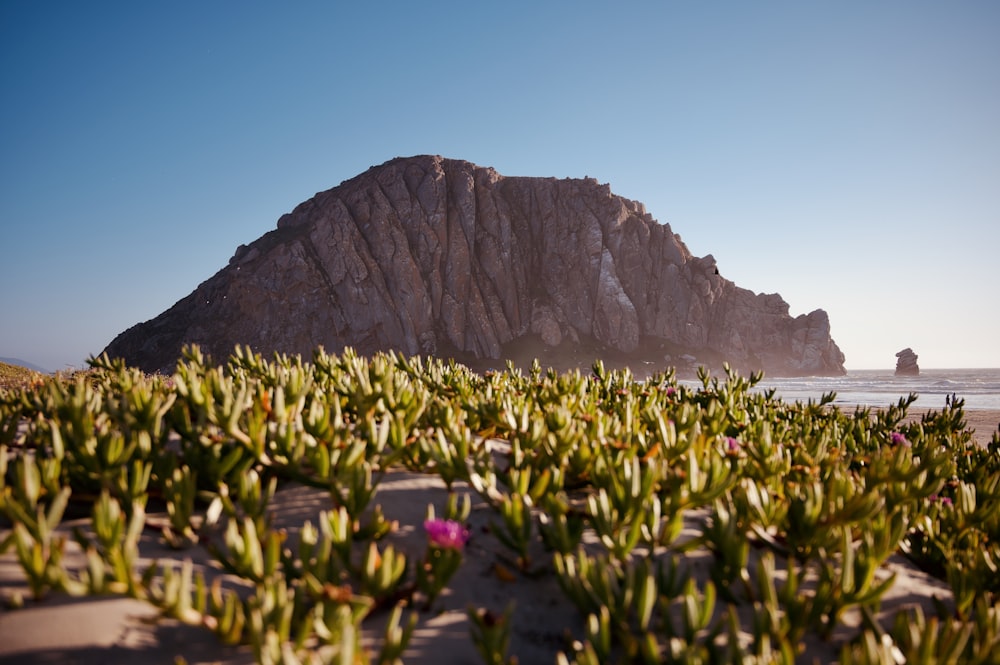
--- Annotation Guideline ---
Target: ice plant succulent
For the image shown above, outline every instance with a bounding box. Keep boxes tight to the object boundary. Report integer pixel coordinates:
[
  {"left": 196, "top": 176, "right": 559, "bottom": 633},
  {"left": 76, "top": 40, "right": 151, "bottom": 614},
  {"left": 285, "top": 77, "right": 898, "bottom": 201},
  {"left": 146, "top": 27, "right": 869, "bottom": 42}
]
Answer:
[
  {"left": 2, "top": 346, "right": 998, "bottom": 663},
  {"left": 424, "top": 518, "right": 469, "bottom": 551},
  {"left": 417, "top": 517, "right": 469, "bottom": 608}
]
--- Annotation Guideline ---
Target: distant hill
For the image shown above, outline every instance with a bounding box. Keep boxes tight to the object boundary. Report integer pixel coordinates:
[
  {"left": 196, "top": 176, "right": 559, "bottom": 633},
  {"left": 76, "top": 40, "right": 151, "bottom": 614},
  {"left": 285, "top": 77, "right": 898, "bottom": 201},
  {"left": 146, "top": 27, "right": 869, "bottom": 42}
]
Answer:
[
  {"left": 0, "top": 360, "right": 46, "bottom": 390},
  {"left": 0, "top": 357, "right": 50, "bottom": 374}
]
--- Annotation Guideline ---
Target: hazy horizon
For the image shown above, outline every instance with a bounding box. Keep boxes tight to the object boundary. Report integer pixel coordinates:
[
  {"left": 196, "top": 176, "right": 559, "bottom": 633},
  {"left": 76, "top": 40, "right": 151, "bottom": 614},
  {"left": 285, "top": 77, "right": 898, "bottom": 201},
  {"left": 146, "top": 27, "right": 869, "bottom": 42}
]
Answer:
[{"left": 2, "top": 3, "right": 997, "bottom": 371}]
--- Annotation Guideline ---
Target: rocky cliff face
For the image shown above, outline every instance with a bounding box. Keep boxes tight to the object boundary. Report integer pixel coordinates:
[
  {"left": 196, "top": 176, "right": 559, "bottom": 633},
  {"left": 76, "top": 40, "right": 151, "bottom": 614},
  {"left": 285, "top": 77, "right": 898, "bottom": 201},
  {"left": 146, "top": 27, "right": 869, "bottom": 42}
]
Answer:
[{"left": 103, "top": 155, "right": 846, "bottom": 376}]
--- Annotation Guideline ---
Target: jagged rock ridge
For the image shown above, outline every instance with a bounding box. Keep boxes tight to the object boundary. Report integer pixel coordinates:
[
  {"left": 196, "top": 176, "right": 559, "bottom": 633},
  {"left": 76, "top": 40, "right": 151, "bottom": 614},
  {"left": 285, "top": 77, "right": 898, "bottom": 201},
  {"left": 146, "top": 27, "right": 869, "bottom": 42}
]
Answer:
[{"left": 103, "top": 155, "right": 846, "bottom": 376}]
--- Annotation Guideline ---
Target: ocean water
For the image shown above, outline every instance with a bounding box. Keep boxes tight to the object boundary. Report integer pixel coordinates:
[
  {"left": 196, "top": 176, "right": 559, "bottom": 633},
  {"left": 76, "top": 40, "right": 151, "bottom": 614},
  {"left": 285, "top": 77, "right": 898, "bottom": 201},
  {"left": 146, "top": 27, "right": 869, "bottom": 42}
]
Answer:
[{"left": 739, "top": 368, "right": 1000, "bottom": 412}]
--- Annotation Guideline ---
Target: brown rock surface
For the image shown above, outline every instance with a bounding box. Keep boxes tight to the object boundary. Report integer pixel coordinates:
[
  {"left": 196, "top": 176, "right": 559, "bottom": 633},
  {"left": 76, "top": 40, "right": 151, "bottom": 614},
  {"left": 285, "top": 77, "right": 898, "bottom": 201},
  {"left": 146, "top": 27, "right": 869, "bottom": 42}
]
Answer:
[
  {"left": 895, "top": 348, "right": 920, "bottom": 376},
  {"left": 103, "top": 155, "right": 846, "bottom": 376}
]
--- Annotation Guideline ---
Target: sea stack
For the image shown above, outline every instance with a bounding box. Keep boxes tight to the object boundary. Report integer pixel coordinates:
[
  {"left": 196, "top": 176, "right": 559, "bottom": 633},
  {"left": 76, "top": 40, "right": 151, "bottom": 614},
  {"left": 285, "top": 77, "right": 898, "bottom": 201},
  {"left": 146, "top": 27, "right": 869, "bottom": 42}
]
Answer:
[{"left": 895, "top": 348, "right": 919, "bottom": 376}]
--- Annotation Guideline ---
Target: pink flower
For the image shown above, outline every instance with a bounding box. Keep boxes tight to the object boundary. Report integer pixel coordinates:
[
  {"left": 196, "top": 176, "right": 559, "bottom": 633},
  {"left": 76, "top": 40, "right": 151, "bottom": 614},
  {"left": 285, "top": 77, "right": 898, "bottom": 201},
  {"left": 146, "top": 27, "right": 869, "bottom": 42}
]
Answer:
[
  {"left": 424, "top": 519, "right": 469, "bottom": 551},
  {"left": 890, "top": 432, "right": 910, "bottom": 446}
]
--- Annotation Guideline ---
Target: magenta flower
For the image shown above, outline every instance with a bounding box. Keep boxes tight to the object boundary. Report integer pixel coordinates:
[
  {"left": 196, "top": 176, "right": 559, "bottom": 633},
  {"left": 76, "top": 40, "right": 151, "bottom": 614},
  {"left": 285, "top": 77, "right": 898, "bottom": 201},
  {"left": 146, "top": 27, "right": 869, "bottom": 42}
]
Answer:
[
  {"left": 424, "top": 519, "right": 469, "bottom": 551},
  {"left": 890, "top": 432, "right": 910, "bottom": 446}
]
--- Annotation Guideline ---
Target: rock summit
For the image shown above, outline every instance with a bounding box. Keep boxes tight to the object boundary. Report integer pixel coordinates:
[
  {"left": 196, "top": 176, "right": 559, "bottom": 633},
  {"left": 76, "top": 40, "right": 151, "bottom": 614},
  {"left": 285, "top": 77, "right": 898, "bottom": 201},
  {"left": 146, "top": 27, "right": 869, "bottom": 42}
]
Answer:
[{"left": 103, "top": 155, "right": 846, "bottom": 376}]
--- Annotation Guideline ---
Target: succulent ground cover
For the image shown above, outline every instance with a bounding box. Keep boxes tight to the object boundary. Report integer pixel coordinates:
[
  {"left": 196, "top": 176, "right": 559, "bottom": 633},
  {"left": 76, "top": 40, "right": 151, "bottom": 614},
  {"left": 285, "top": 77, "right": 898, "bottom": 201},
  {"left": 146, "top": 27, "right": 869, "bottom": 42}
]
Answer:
[{"left": 1, "top": 346, "right": 998, "bottom": 664}]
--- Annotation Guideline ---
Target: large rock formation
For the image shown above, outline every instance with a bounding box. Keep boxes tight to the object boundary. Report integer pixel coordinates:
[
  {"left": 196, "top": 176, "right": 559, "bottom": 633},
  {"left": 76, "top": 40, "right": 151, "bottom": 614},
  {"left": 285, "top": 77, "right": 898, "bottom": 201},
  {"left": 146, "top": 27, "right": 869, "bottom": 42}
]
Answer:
[
  {"left": 103, "top": 155, "right": 846, "bottom": 376},
  {"left": 895, "top": 348, "right": 920, "bottom": 376}
]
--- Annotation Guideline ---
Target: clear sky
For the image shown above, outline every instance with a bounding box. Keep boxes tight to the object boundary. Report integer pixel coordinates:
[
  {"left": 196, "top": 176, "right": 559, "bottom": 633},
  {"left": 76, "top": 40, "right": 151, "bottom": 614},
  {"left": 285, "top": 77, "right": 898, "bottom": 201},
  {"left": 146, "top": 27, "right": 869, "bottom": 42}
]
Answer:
[{"left": 2, "top": 2, "right": 998, "bottom": 372}]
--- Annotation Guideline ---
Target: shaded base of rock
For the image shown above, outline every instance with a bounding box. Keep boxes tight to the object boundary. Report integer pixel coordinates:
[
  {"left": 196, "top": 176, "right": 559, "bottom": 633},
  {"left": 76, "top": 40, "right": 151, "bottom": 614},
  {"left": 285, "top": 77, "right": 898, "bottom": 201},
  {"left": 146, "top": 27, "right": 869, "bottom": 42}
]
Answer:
[{"left": 457, "top": 334, "right": 845, "bottom": 380}]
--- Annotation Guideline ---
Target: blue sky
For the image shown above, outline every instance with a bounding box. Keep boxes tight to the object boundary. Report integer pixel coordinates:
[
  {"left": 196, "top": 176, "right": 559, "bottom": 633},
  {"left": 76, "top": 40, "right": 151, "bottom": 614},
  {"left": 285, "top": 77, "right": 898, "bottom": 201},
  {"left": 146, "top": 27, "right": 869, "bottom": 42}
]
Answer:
[{"left": 2, "top": 2, "right": 998, "bottom": 371}]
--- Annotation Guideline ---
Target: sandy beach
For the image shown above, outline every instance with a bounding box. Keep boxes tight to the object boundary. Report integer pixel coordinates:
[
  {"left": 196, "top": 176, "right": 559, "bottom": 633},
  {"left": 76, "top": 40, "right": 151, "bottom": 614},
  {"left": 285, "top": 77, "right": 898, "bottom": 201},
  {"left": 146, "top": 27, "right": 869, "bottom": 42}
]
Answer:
[
  {"left": 967, "top": 408, "right": 999, "bottom": 446},
  {"left": 1, "top": 403, "right": 996, "bottom": 664},
  {"left": 0, "top": 467, "right": 958, "bottom": 665}
]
